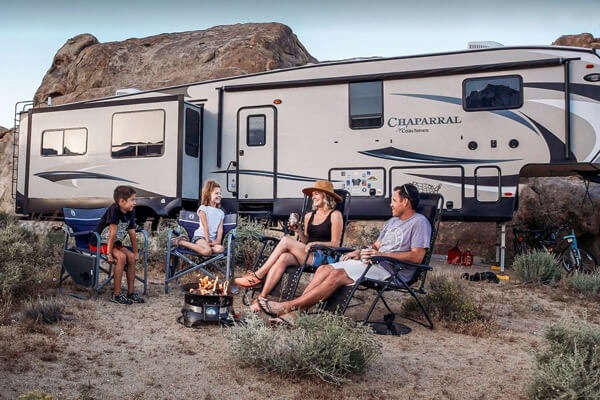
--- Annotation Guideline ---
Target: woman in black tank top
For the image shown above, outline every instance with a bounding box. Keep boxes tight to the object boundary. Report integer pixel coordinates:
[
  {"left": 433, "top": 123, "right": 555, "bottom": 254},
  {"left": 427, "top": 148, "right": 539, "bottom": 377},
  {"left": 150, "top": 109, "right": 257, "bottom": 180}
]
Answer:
[{"left": 234, "top": 180, "right": 344, "bottom": 312}]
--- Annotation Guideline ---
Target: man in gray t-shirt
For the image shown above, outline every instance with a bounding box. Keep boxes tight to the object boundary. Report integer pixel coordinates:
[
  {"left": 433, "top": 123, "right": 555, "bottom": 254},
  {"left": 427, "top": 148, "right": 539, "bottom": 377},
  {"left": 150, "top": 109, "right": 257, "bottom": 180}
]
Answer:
[{"left": 258, "top": 184, "right": 432, "bottom": 321}]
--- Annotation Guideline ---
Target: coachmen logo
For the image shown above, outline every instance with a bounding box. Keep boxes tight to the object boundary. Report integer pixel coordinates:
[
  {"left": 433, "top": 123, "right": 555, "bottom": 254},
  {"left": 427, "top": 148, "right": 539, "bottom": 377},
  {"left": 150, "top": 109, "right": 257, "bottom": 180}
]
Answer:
[
  {"left": 71, "top": 209, "right": 76, "bottom": 216},
  {"left": 387, "top": 116, "right": 462, "bottom": 133}
]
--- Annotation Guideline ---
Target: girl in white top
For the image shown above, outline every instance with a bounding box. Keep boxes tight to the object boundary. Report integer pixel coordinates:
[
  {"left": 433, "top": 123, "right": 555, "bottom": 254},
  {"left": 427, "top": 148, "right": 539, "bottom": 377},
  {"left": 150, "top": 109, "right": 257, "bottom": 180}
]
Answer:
[{"left": 174, "top": 180, "right": 225, "bottom": 256}]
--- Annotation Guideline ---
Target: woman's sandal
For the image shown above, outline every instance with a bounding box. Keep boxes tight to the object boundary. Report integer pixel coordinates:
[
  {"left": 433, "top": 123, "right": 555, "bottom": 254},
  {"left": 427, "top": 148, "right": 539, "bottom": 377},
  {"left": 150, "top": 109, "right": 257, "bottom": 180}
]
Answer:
[
  {"left": 233, "top": 271, "right": 263, "bottom": 288},
  {"left": 257, "top": 297, "right": 286, "bottom": 317}
]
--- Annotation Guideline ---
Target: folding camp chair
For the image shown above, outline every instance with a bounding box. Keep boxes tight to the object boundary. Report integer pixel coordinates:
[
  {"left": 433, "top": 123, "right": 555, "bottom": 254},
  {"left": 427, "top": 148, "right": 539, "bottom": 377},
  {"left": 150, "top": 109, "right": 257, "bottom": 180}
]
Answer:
[
  {"left": 60, "top": 207, "right": 148, "bottom": 297},
  {"left": 165, "top": 211, "right": 237, "bottom": 293},
  {"left": 242, "top": 189, "right": 351, "bottom": 305},
  {"left": 323, "top": 193, "right": 443, "bottom": 333}
]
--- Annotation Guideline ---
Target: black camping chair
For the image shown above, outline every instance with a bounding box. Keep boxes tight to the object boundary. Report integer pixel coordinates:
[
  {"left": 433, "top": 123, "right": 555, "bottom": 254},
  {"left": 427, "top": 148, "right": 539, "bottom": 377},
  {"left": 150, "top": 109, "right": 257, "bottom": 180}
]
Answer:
[
  {"left": 323, "top": 192, "right": 443, "bottom": 332},
  {"left": 241, "top": 189, "right": 351, "bottom": 305},
  {"left": 165, "top": 211, "right": 237, "bottom": 293},
  {"left": 60, "top": 207, "right": 148, "bottom": 298}
]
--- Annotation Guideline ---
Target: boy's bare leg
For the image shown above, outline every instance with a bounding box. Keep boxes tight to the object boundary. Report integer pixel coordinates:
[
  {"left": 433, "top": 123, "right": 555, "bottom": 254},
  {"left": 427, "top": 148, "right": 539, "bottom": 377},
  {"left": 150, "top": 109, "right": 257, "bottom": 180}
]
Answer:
[
  {"left": 111, "top": 248, "right": 128, "bottom": 295},
  {"left": 122, "top": 248, "right": 137, "bottom": 294}
]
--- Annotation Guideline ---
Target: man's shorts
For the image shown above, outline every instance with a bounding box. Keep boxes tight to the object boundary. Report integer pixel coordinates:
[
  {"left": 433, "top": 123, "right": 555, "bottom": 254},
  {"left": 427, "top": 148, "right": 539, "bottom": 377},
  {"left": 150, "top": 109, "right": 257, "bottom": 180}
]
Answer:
[{"left": 311, "top": 250, "right": 338, "bottom": 267}]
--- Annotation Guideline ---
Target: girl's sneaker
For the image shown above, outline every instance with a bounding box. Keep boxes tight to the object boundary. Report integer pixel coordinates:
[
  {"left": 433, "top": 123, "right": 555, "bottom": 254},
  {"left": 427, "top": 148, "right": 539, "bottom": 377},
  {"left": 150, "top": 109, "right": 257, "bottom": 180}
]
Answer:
[{"left": 111, "top": 293, "right": 133, "bottom": 305}]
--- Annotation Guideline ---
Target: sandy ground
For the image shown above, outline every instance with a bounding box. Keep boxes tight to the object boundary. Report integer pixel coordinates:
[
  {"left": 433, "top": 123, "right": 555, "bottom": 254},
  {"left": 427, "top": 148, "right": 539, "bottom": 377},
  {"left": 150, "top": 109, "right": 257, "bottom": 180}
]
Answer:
[{"left": 1, "top": 260, "right": 599, "bottom": 400}]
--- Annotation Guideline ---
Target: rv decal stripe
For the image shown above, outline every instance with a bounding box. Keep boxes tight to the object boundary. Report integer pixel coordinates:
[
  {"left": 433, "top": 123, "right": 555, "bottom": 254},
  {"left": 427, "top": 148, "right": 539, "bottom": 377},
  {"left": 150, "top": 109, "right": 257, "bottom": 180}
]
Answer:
[
  {"left": 212, "top": 170, "right": 326, "bottom": 182},
  {"left": 359, "top": 147, "right": 519, "bottom": 164},
  {"left": 406, "top": 172, "right": 520, "bottom": 186},
  {"left": 34, "top": 171, "right": 137, "bottom": 183},
  {"left": 521, "top": 114, "right": 574, "bottom": 162},
  {"left": 391, "top": 93, "right": 538, "bottom": 133},
  {"left": 523, "top": 82, "right": 600, "bottom": 102}
]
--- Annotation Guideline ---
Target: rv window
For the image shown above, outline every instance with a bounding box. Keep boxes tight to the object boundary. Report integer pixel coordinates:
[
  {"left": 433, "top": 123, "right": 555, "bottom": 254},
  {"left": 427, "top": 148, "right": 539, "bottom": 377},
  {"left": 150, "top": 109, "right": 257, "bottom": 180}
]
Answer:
[
  {"left": 247, "top": 115, "right": 266, "bottom": 146},
  {"left": 185, "top": 108, "right": 200, "bottom": 157},
  {"left": 463, "top": 75, "right": 523, "bottom": 111},
  {"left": 349, "top": 81, "right": 383, "bottom": 129},
  {"left": 112, "top": 109, "right": 165, "bottom": 158},
  {"left": 41, "top": 128, "right": 87, "bottom": 156}
]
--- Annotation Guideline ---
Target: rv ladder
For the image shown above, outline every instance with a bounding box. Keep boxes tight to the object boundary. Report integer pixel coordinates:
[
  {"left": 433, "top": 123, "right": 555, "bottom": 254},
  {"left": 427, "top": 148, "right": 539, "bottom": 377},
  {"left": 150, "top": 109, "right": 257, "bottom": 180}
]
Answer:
[{"left": 12, "top": 101, "right": 33, "bottom": 199}]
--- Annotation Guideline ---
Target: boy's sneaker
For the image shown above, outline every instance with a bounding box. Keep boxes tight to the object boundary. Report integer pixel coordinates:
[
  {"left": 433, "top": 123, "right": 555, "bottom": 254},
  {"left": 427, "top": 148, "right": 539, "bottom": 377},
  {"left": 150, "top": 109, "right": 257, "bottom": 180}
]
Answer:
[
  {"left": 127, "top": 293, "right": 145, "bottom": 303},
  {"left": 111, "top": 293, "right": 133, "bottom": 305}
]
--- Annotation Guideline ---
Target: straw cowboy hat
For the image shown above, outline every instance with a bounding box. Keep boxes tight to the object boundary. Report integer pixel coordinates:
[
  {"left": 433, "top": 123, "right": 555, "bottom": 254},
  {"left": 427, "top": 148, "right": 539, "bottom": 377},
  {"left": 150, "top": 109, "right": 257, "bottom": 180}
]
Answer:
[{"left": 302, "top": 180, "right": 342, "bottom": 201}]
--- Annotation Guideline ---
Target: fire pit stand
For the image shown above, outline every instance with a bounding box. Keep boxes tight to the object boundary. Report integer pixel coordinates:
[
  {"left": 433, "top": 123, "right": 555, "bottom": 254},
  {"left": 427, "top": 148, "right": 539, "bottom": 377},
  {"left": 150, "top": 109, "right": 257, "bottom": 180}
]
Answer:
[{"left": 178, "top": 283, "right": 235, "bottom": 328}]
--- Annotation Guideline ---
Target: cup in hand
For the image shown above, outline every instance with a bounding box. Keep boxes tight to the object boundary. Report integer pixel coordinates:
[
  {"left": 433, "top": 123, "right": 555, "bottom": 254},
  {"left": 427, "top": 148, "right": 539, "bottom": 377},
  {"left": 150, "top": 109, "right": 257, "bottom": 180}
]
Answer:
[
  {"left": 360, "top": 246, "right": 372, "bottom": 264},
  {"left": 287, "top": 212, "right": 300, "bottom": 231}
]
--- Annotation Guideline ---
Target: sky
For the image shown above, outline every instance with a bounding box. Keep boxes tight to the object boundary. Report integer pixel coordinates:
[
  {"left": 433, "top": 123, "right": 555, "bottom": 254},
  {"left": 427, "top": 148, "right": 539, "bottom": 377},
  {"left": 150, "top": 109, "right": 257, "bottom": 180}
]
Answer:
[{"left": 0, "top": 0, "right": 598, "bottom": 129}]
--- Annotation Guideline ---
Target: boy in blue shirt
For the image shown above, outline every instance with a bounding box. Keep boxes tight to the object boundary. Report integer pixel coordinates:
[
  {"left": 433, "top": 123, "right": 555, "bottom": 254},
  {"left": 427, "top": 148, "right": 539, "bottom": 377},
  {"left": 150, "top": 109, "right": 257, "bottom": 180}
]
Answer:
[{"left": 91, "top": 185, "right": 144, "bottom": 305}]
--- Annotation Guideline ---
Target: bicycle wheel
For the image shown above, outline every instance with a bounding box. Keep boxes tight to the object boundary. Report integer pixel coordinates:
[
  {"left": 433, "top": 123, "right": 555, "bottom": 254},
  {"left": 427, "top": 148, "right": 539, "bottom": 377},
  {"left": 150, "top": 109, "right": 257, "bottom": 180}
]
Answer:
[{"left": 560, "top": 247, "right": 599, "bottom": 274}]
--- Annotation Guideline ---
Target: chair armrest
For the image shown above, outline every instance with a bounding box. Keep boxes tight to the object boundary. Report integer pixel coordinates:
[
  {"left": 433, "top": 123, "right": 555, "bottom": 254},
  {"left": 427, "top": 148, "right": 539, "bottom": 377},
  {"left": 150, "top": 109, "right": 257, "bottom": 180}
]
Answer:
[
  {"left": 370, "top": 255, "right": 432, "bottom": 271},
  {"left": 70, "top": 229, "right": 95, "bottom": 237},
  {"left": 309, "top": 244, "right": 355, "bottom": 253}
]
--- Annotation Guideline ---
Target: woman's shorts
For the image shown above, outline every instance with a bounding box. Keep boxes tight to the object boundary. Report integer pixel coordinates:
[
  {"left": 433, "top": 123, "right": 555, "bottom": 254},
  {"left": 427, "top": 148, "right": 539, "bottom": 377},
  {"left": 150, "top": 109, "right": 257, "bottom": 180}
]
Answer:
[{"left": 311, "top": 250, "right": 338, "bottom": 267}]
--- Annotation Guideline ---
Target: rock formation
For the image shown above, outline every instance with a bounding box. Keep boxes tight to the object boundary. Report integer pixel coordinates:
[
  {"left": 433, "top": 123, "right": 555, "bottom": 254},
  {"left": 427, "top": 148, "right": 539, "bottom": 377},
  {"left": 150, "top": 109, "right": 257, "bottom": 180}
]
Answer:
[
  {"left": 33, "top": 23, "right": 316, "bottom": 106},
  {"left": 553, "top": 33, "right": 600, "bottom": 49}
]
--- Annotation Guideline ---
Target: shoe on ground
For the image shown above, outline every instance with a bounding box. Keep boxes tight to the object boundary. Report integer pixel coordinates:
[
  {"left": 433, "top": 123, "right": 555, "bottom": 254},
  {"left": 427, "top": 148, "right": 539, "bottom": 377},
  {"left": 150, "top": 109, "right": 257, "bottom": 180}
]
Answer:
[
  {"left": 111, "top": 293, "right": 133, "bottom": 305},
  {"left": 127, "top": 292, "right": 145, "bottom": 303}
]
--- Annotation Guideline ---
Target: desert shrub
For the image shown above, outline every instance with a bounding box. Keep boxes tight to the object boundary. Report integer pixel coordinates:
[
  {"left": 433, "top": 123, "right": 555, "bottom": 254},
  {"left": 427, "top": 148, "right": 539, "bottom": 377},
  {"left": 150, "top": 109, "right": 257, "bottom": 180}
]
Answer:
[
  {"left": 18, "top": 391, "right": 53, "bottom": 400},
  {"left": 235, "top": 216, "right": 268, "bottom": 269},
  {"left": 569, "top": 272, "right": 600, "bottom": 297},
  {"left": 146, "top": 218, "right": 178, "bottom": 267},
  {"left": 513, "top": 251, "right": 561, "bottom": 285},
  {"left": 526, "top": 317, "right": 600, "bottom": 399},
  {"left": 402, "top": 273, "right": 494, "bottom": 335},
  {"left": 23, "top": 297, "right": 67, "bottom": 324},
  {"left": 0, "top": 213, "right": 45, "bottom": 299},
  {"left": 228, "top": 312, "right": 381, "bottom": 385}
]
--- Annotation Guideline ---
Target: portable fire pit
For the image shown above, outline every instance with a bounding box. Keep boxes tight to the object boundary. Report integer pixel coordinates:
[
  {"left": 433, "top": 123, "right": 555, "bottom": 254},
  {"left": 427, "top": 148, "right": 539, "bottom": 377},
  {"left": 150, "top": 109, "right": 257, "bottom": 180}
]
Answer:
[{"left": 179, "top": 280, "right": 235, "bottom": 328}]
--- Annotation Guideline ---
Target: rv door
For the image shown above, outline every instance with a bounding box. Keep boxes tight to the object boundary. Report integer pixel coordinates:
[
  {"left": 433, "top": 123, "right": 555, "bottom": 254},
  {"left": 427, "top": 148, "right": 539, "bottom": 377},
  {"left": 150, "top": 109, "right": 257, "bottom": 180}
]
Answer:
[
  {"left": 236, "top": 106, "right": 276, "bottom": 200},
  {"left": 181, "top": 104, "right": 202, "bottom": 200}
]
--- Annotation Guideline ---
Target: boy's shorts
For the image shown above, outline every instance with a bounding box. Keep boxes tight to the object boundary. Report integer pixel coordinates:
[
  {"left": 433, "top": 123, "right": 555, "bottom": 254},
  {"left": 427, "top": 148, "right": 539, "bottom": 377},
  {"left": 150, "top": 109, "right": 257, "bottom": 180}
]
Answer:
[
  {"left": 89, "top": 241, "right": 124, "bottom": 254},
  {"left": 311, "top": 250, "right": 337, "bottom": 267}
]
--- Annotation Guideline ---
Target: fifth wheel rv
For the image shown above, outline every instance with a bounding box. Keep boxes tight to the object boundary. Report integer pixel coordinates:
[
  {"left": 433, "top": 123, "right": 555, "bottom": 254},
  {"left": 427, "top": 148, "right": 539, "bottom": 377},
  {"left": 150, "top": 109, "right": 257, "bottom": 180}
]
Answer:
[{"left": 14, "top": 45, "right": 600, "bottom": 224}]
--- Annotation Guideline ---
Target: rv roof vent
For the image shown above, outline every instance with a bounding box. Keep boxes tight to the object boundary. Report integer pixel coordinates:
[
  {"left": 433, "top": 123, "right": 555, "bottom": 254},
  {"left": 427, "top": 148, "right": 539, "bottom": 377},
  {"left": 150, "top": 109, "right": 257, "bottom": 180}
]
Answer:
[
  {"left": 115, "top": 88, "right": 142, "bottom": 96},
  {"left": 468, "top": 41, "right": 504, "bottom": 49}
]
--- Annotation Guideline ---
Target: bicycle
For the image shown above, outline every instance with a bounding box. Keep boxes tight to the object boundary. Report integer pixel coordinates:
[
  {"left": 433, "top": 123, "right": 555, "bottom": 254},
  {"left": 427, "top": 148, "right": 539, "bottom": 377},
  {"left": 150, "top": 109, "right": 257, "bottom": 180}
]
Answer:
[
  {"left": 560, "top": 228, "right": 598, "bottom": 274},
  {"left": 512, "top": 224, "right": 598, "bottom": 274}
]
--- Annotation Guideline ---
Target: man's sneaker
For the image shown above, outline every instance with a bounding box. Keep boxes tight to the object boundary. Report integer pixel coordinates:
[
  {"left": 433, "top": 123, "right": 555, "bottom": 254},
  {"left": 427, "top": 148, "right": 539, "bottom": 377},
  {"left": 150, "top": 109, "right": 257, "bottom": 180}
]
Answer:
[
  {"left": 111, "top": 293, "right": 133, "bottom": 305},
  {"left": 127, "top": 293, "right": 145, "bottom": 303}
]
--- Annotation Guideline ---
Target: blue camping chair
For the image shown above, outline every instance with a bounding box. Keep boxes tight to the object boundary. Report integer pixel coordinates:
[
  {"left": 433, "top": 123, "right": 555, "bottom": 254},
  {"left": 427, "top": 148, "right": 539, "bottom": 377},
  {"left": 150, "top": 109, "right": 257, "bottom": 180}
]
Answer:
[
  {"left": 165, "top": 211, "right": 237, "bottom": 293},
  {"left": 60, "top": 207, "right": 148, "bottom": 297}
]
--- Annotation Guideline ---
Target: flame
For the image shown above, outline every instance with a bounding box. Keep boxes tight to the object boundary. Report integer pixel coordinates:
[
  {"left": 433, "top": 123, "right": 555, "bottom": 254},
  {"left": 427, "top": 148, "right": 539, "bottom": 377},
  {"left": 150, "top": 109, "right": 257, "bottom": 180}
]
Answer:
[{"left": 190, "top": 275, "right": 229, "bottom": 295}]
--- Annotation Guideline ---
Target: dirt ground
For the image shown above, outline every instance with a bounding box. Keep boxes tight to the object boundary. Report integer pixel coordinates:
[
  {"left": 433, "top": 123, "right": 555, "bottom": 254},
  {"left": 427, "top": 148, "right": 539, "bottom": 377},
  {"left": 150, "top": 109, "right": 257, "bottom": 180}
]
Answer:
[{"left": 1, "top": 260, "right": 599, "bottom": 400}]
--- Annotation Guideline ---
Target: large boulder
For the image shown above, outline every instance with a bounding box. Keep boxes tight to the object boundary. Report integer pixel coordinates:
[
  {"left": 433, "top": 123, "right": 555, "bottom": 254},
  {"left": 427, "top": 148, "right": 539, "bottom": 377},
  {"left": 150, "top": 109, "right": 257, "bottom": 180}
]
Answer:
[
  {"left": 553, "top": 33, "right": 600, "bottom": 49},
  {"left": 34, "top": 23, "right": 316, "bottom": 106}
]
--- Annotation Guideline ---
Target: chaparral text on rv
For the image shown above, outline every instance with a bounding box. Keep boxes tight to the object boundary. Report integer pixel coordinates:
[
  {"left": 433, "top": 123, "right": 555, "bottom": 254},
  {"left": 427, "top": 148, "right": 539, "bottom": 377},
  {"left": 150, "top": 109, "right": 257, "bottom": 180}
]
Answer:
[{"left": 387, "top": 116, "right": 462, "bottom": 129}]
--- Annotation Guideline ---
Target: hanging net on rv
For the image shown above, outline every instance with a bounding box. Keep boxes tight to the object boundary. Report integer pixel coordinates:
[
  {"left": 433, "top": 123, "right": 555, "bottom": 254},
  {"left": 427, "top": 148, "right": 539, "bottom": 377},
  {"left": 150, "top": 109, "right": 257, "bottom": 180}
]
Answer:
[{"left": 410, "top": 182, "right": 441, "bottom": 194}]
